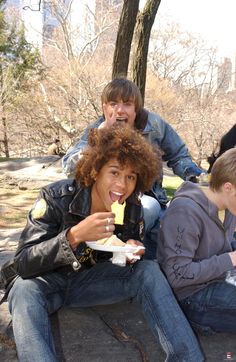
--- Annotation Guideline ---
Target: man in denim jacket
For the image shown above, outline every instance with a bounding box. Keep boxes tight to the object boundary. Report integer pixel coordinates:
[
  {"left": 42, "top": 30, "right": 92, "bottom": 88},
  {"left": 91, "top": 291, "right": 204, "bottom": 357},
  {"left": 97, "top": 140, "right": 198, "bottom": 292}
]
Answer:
[{"left": 62, "top": 78, "right": 205, "bottom": 259}]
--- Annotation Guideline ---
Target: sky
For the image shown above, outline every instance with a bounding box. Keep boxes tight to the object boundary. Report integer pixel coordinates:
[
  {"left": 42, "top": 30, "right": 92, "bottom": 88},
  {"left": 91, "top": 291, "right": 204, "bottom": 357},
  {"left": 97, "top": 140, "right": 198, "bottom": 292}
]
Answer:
[{"left": 151, "top": 0, "right": 236, "bottom": 60}]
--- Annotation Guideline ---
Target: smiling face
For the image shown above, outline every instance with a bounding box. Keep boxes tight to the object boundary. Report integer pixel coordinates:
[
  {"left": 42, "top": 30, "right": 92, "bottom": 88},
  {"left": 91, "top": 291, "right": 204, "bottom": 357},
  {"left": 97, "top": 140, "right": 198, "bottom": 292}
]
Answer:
[
  {"left": 91, "top": 158, "right": 137, "bottom": 213},
  {"left": 102, "top": 98, "right": 136, "bottom": 127}
]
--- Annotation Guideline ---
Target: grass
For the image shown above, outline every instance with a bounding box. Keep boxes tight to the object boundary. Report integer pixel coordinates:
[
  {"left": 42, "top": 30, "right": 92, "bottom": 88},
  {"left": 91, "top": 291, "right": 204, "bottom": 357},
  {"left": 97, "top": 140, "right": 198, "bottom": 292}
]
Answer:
[
  {"left": 163, "top": 175, "right": 183, "bottom": 199},
  {"left": 0, "top": 157, "right": 29, "bottom": 162}
]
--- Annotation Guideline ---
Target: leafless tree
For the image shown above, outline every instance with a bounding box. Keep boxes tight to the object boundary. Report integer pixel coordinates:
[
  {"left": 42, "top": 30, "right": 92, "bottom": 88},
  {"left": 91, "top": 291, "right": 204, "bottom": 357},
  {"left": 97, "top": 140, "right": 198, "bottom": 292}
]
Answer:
[
  {"left": 131, "top": 0, "right": 161, "bottom": 98},
  {"left": 112, "top": 0, "right": 139, "bottom": 79},
  {"left": 112, "top": 0, "right": 161, "bottom": 100}
]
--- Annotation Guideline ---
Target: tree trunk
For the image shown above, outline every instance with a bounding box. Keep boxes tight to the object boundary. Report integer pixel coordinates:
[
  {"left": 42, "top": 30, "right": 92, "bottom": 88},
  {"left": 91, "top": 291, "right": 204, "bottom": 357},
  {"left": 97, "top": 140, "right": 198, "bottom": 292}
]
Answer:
[
  {"left": 112, "top": 0, "right": 139, "bottom": 79},
  {"left": 0, "top": 62, "right": 9, "bottom": 157},
  {"left": 132, "top": 0, "right": 161, "bottom": 101},
  {"left": 2, "top": 116, "right": 9, "bottom": 157}
]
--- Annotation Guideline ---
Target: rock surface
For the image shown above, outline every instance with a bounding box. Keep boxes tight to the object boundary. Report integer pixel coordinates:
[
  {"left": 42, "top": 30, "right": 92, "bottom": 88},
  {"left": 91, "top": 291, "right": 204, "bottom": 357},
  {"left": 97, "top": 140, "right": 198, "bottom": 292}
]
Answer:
[
  {"left": 1, "top": 290, "right": 236, "bottom": 361},
  {"left": 0, "top": 156, "right": 66, "bottom": 190}
]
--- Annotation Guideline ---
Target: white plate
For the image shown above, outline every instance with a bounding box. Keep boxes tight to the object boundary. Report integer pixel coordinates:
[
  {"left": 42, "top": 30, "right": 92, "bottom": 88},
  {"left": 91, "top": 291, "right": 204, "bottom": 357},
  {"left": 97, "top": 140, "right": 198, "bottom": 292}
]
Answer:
[{"left": 86, "top": 241, "right": 145, "bottom": 253}]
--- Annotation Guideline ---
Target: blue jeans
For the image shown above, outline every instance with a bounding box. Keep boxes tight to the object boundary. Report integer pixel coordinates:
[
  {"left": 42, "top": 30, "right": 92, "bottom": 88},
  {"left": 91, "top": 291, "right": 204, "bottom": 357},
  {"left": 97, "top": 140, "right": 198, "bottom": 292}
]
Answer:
[
  {"left": 8, "top": 260, "right": 204, "bottom": 362},
  {"left": 141, "top": 195, "right": 165, "bottom": 259},
  {"left": 180, "top": 281, "right": 236, "bottom": 335}
]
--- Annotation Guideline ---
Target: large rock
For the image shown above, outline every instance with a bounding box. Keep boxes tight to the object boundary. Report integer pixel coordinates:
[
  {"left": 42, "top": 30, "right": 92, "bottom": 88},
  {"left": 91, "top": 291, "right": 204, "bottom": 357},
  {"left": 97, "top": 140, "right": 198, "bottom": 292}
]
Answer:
[
  {"left": 0, "top": 156, "right": 65, "bottom": 190},
  {"left": 0, "top": 300, "right": 236, "bottom": 362}
]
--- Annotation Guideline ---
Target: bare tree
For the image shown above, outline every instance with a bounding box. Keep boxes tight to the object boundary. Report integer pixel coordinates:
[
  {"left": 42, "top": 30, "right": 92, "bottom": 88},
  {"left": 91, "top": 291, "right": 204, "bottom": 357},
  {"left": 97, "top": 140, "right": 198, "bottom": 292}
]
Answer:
[
  {"left": 2, "top": 0, "right": 236, "bottom": 164},
  {"left": 112, "top": 0, "right": 139, "bottom": 79},
  {"left": 112, "top": 0, "right": 161, "bottom": 100},
  {"left": 132, "top": 0, "right": 161, "bottom": 99}
]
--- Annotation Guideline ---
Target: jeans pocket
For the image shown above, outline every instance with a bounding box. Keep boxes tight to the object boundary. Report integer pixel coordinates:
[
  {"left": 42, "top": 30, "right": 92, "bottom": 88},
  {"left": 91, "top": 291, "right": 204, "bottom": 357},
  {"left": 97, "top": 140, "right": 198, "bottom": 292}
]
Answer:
[
  {"left": 190, "top": 320, "right": 215, "bottom": 336},
  {"left": 180, "top": 297, "right": 216, "bottom": 335}
]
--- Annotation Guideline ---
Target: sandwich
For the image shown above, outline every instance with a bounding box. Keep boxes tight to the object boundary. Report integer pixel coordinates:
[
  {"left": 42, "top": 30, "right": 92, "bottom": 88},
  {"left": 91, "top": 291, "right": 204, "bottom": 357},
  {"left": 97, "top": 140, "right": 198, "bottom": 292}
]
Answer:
[
  {"left": 97, "top": 234, "right": 125, "bottom": 246},
  {"left": 111, "top": 201, "right": 126, "bottom": 225}
]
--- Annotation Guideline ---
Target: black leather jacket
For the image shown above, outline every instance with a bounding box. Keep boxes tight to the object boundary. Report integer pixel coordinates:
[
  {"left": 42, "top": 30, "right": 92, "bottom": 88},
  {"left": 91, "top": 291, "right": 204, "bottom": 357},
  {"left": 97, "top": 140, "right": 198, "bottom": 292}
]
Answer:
[{"left": 13, "top": 179, "right": 144, "bottom": 279}]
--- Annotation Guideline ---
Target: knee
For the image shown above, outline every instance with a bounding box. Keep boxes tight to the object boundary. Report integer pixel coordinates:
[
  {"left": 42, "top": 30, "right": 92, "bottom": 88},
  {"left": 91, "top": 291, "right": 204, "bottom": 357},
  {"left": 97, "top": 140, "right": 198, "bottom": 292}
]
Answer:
[
  {"left": 141, "top": 196, "right": 161, "bottom": 217},
  {"left": 141, "top": 196, "right": 161, "bottom": 224},
  {"left": 8, "top": 277, "right": 45, "bottom": 313},
  {"left": 134, "top": 260, "right": 166, "bottom": 286},
  {"left": 133, "top": 261, "right": 175, "bottom": 302}
]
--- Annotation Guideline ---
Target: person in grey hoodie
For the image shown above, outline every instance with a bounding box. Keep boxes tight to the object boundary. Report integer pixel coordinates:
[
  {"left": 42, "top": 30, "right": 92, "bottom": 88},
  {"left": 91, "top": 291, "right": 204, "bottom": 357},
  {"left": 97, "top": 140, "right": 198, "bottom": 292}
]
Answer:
[{"left": 158, "top": 148, "right": 236, "bottom": 335}]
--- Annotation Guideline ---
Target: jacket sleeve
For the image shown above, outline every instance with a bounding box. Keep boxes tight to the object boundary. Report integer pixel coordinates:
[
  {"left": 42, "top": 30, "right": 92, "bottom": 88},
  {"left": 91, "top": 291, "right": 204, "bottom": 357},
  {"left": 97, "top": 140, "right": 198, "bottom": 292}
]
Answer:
[
  {"left": 149, "top": 114, "right": 204, "bottom": 179},
  {"left": 62, "top": 118, "right": 104, "bottom": 177},
  {"left": 14, "top": 189, "right": 80, "bottom": 279},
  {"left": 158, "top": 200, "right": 233, "bottom": 290}
]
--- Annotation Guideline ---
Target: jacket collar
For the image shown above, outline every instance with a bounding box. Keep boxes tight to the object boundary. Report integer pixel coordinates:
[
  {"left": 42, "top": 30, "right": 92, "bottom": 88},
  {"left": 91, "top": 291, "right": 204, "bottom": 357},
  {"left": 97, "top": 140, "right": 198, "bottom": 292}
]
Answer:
[
  {"left": 69, "top": 185, "right": 92, "bottom": 217},
  {"left": 134, "top": 108, "right": 148, "bottom": 131}
]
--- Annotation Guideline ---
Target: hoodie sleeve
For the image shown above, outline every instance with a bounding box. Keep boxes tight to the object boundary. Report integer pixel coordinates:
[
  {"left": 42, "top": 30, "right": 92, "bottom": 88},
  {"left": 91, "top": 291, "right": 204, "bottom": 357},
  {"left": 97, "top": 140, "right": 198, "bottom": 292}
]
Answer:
[{"left": 158, "top": 198, "right": 233, "bottom": 292}]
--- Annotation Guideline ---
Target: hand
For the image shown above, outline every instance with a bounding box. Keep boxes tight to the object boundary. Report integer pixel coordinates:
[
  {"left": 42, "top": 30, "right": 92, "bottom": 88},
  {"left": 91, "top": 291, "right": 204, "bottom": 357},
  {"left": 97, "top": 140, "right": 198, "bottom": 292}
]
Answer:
[
  {"left": 67, "top": 212, "right": 115, "bottom": 249},
  {"left": 99, "top": 104, "right": 118, "bottom": 129},
  {"left": 125, "top": 240, "right": 145, "bottom": 264},
  {"left": 126, "top": 239, "right": 145, "bottom": 256},
  {"left": 188, "top": 173, "right": 209, "bottom": 184},
  {"left": 229, "top": 250, "right": 236, "bottom": 266}
]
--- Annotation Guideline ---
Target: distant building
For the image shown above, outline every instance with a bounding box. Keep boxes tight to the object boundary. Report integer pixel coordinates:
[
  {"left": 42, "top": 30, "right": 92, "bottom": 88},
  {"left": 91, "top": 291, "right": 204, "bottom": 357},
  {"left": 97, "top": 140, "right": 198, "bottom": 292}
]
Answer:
[
  {"left": 5, "top": 0, "right": 122, "bottom": 55},
  {"left": 22, "top": 0, "right": 44, "bottom": 51},
  {"left": 22, "top": 0, "right": 96, "bottom": 54},
  {"left": 69, "top": 0, "right": 96, "bottom": 55}
]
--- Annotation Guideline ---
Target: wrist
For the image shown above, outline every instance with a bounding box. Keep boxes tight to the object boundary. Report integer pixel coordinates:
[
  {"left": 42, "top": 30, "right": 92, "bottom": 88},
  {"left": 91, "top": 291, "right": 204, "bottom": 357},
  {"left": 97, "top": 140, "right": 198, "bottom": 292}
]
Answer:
[
  {"left": 229, "top": 251, "right": 236, "bottom": 266},
  {"left": 66, "top": 228, "right": 81, "bottom": 250}
]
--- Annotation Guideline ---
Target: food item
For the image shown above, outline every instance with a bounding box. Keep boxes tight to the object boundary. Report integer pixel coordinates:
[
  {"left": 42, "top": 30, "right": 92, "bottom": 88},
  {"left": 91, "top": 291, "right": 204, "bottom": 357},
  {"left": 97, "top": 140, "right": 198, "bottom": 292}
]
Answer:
[
  {"left": 111, "top": 201, "right": 126, "bottom": 225},
  {"left": 97, "top": 234, "right": 125, "bottom": 246},
  {"left": 96, "top": 237, "right": 108, "bottom": 245}
]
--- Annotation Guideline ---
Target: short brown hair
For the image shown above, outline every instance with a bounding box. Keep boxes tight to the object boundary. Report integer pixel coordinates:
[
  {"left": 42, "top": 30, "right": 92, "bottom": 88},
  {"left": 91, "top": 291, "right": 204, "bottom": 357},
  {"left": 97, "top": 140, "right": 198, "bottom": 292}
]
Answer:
[
  {"left": 75, "top": 124, "right": 161, "bottom": 194},
  {"left": 209, "top": 148, "right": 236, "bottom": 190},
  {"left": 101, "top": 78, "right": 143, "bottom": 114}
]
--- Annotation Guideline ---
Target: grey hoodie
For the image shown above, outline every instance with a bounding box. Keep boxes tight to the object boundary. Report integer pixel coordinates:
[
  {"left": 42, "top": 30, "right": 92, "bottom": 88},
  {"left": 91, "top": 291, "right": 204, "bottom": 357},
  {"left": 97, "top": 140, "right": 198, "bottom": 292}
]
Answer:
[{"left": 158, "top": 181, "right": 236, "bottom": 300}]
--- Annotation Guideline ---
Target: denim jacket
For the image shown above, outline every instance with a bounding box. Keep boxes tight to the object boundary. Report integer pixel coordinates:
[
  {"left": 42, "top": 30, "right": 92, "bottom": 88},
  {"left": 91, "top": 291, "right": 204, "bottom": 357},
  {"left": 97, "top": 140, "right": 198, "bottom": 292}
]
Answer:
[{"left": 62, "top": 111, "right": 204, "bottom": 206}]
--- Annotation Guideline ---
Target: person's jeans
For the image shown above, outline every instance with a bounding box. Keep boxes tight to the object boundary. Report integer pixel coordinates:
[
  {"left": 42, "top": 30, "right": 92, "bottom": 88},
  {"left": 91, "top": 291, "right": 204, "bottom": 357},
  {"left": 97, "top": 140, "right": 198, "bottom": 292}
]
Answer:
[
  {"left": 8, "top": 260, "right": 204, "bottom": 362},
  {"left": 180, "top": 281, "right": 236, "bottom": 335},
  {"left": 141, "top": 195, "right": 165, "bottom": 259}
]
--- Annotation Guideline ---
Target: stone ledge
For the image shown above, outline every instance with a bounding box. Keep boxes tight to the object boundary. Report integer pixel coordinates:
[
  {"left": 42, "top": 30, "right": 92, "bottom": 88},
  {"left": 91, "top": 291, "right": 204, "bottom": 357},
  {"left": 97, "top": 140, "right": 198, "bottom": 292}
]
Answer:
[
  {"left": 0, "top": 233, "right": 235, "bottom": 361},
  {"left": 1, "top": 301, "right": 236, "bottom": 361}
]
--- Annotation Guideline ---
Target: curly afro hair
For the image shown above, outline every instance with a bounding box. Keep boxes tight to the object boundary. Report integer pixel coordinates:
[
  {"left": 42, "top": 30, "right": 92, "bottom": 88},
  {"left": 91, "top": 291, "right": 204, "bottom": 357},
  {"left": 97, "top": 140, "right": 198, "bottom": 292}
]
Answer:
[{"left": 75, "top": 124, "right": 162, "bottom": 194}]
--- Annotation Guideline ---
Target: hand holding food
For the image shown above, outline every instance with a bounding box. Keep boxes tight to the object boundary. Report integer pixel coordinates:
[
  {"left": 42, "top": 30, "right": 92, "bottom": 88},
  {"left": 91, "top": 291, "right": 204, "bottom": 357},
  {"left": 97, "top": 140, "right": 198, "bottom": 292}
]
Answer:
[{"left": 67, "top": 212, "right": 115, "bottom": 249}]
